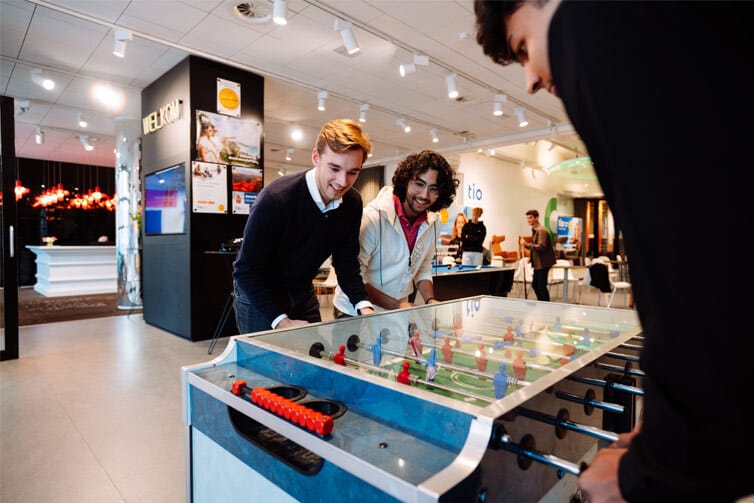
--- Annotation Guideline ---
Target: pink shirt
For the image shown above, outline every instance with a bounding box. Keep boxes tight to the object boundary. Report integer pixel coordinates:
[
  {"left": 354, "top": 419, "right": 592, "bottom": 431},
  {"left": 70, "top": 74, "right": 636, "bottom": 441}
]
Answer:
[{"left": 394, "top": 195, "right": 427, "bottom": 254}]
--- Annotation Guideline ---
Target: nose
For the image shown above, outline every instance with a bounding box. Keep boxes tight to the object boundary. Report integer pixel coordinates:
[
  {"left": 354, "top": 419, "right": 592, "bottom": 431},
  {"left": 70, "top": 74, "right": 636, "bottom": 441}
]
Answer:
[
  {"left": 334, "top": 169, "right": 348, "bottom": 187},
  {"left": 525, "top": 65, "right": 541, "bottom": 94}
]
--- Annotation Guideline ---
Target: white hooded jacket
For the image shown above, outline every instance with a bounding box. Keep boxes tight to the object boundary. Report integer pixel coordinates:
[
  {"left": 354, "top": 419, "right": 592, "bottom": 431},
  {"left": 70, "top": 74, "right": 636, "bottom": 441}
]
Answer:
[{"left": 332, "top": 186, "right": 439, "bottom": 315}]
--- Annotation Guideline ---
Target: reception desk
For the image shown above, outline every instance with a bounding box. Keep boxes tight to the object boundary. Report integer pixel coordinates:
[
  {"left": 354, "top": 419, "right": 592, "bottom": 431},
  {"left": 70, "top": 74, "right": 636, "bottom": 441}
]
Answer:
[{"left": 26, "top": 245, "right": 117, "bottom": 297}]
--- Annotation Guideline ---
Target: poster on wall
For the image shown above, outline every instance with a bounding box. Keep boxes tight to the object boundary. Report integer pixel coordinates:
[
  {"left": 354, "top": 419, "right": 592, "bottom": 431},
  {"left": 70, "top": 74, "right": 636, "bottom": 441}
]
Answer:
[
  {"left": 231, "top": 165, "right": 263, "bottom": 215},
  {"left": 556, "top": 216, "right": 583, "bottom": 252},
  {"left": 195, "top": 110, "right": 261, "bottom": 168},
  {"left": 217, "top": 77, "right": 241, "bottom": 117},
  {"left": 192, "top": 161, "right": 228, "bottom": 214}
]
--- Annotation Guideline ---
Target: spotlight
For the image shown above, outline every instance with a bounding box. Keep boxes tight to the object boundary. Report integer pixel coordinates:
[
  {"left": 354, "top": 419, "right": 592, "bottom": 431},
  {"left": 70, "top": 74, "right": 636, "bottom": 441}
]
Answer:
[
  {"left": 548, "top": 120, "right": 558, "bottom": 138},
  {"left": 272, "top": 0, "right": 288, "bottom": 25},
  {"left": 277, "top": 168, "right": 286, "bottom": 177},
  {"left": 399, "top": 53, "right": 428, "bottom": 77},
  {"left": 359, "top": 103, "right": 369, "bottom": 123},
  {"left": 113, "top": 29, "right": 132, "bottom": 58},
  {"left": 430, "top": 128, "right": 439, "bottom": 143},
  {"left": 445, "top": 73, "right": 459, "bottom": 99},
  {"left": 290, "top": 127, "right": 303, "bottom": 142},
  {"left": 334, "top": 19, "right": 359, "bottom": 55},
  {"left": 15, "top": 100, "right": 30, "bottom": 117},
  {"left": 31, "top": 69, "right": 55, "bottom": 90},
  {"left": 317, "top": 90, "right": 328, "bottom": 111},
  {"left": 285, "top": 148, "right": 293, "bottom": 161},
  {"left": 78, "top": 112, "right": 88, "bottom": 128},
  {"left": 493, "top": 94, "right": 507, "bottom": 116},
  {"left": 35, "top": 127, "right": 45, "bottom": 145},
  {"left": 80, "top": 135, "right": 94, "bottom": 151},
  {"left": 399, "top": 63, "right": 416, "bottom": 77},
  {"left": 514, "top": 107, "right": 529, "bottom": 127},
  {"left": 396, "top": 118, "right": 411, "bottom": 133}
]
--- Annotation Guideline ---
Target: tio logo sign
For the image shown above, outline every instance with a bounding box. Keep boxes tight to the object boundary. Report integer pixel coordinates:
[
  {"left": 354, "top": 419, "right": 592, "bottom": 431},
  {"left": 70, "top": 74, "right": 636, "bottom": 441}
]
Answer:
[{"left": 467, "top": 184, "right": 483, "bottom": 201}]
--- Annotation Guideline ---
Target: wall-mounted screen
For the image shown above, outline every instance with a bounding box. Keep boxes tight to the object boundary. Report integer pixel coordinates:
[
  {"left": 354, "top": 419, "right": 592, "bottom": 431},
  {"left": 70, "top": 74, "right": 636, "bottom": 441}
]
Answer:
[{"left": 144, "top": 164, "right": 188, "bottom": 235}]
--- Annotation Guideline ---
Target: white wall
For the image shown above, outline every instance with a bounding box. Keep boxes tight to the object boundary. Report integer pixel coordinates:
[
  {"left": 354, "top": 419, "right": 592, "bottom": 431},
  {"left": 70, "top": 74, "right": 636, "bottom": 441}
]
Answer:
[{"left": 454, "top": 152, "right": 574, "bottom": 252}]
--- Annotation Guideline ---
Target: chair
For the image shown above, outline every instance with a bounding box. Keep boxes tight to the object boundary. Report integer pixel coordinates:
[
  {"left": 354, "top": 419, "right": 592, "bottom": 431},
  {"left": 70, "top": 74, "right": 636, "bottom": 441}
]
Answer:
[
  {"left": 314, "top": 266, "right": 338, "bottom": 307},
  {"left": 585, "top": 262, "right": 632, "bottom": 308},
  {"left": 490, "top": 234, "right": 506, "bottom": 257},
  {"left": 511, "top": 257, "right": 533, "bottom": 298}
]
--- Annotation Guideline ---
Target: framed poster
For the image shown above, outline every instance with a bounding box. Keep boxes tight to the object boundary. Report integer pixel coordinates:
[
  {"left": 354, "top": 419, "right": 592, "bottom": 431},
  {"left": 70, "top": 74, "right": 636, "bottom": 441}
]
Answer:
[
  {"left": 231, "top": 165, "right": 263, "bottom": 215},
  {"left": 195, "top": 110, "right": 261, "bottom": 168},
  {"left": 217, "top": 77, "right": 241, "bottom": 117},
  {"left": 192, "top": 161, "right": 228, "bottom": 214}
]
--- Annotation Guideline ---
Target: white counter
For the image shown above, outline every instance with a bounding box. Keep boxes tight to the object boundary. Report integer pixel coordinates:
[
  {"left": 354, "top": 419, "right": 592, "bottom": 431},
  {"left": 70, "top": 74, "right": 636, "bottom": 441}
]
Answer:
[{"left": 26, "top": 245, "right": 117, "bottom": 297}]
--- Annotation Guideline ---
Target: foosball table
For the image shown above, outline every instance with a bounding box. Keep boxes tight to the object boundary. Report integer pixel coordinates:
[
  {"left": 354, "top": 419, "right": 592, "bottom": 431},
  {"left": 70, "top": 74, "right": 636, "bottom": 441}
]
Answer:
[{"left": 182, "top": 295, "right": 644, "bottom": 502}]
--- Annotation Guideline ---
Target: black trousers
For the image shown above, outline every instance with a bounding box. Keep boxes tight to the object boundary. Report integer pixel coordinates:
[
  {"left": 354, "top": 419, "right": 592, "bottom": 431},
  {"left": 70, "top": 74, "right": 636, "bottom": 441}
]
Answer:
[{"left": 532, "top": 266, "right": 551, "bottom": 301}]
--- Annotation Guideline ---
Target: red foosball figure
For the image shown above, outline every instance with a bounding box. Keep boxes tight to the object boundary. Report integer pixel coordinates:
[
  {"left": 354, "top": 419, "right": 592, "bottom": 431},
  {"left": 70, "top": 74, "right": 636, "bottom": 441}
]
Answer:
[
  {"left": 397, "top": 360, "right": 412, "bottom": 385},
  {"left": 503, "top": 325, "right": 514, "bottom": 342},
  {"left": 333, "top": 344, "right": 347, "bottom": 366},
  {"left": 513, "top": 351, "right": 527, "bottom": 380},
  {"left": 475, "top": 341, "right": 488, "bottom": 372},
  {"left": 441, "top": 336, "right": 454, "bottom": 363},
  {"left": 409, "top": 329, "right": 423, "bottom": 356}
]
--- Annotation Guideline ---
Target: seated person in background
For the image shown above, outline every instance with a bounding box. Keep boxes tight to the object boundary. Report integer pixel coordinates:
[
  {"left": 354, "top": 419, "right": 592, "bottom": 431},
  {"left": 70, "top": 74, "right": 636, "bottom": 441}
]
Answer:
[
  {"left": 233, "top": 119, "right": 374, "bottom": 333},
  {"left": 460, "top": 207, "right": 486, "bottom": 266},
  {"left": 333, "top": 150, "right": 459, "bottom": 316}
]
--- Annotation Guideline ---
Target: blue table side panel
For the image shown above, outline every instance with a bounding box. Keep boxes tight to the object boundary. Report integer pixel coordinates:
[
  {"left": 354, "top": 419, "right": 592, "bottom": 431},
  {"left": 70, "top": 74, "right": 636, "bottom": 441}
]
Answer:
[
  {"left": 233, "top": 343, "right": 473, "bottom": 451},
  {"left": 191, "top": 386, "right": 401, "bottom": 503}
]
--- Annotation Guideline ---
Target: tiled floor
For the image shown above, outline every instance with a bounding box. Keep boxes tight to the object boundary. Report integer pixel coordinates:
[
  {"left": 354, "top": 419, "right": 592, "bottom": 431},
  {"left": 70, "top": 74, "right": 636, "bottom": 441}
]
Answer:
[{"left": 0, "top": 287, "right": 631, "bottom": 503}]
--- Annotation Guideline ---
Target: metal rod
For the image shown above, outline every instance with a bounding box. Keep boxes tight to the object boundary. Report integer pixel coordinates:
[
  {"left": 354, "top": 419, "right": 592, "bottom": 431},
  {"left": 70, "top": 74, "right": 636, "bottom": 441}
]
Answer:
[
  {"left": 555, "top": 391, "right": 625, "bottom": 414},
  {"left": 516, "top": 407, "right": 619, "bottom": 443},
  {"left": 593, "top": 362, "right": 645, "bottom": 377},
  {"left": 566, "top": 375, "right": 644, "bottom": 396},
  {"left": 498, "top": 434, "right": 582, "bottom": 476},
  {"left": 604, "top": 351, "right": 640, "bottom": 362},
  {"left": 619, "top": 342, "right": 643, "bottom": 351}
]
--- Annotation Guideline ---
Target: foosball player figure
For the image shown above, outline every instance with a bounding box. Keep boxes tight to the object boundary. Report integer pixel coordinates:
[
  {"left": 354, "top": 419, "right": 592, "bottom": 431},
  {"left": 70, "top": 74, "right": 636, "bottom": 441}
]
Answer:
[
  {"left": 441, "top": 336, "right": 454, "bottom": 364},
  {"left": 408, "top": 328, "right": 423, "bottom": 357},
  {"left": 513, "top": 350, "right": 527, "bottom": 380},
  {"left": 581, "top": 328, "right": 591, "bottom": 347},
  {"left": 453, "top": 313, "right": 463, "bottom": 347},
  {"left": 425, "top": 348, "right": 438, "bottom": 381},
  {"left": 397, "top": 360, "right": 412, "bottom": 385},
  {"left": 475, "top": 341, "right": 488, "bottom": 372},
  {"left": 503, "top": 325, "right": 514, "bottom": 342},
  {"left": 493, "top": 363, "right": 509, "bottom": 399},
  {"left": 333, "top": 344, "right": 347, "bottom": 366}
]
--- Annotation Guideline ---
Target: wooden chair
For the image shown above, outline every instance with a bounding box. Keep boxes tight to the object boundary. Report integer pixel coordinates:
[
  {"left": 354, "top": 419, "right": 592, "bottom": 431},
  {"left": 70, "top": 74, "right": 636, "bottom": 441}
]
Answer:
[{"left": 491, "top": 234, "right": 506, "bottom": 258}]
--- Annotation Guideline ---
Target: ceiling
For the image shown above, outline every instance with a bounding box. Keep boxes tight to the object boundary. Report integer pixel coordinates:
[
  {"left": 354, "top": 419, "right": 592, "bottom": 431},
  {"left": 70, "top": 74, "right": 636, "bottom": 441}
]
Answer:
[{"left": 0, "top": 0, "right": 601, "bottom": 197}]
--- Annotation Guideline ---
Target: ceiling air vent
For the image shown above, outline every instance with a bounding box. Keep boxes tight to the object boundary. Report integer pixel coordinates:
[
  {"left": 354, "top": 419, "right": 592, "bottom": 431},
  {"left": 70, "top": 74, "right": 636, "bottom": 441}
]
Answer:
[{"left": 231, "top": 2, "right": 272, "bottom": 23}]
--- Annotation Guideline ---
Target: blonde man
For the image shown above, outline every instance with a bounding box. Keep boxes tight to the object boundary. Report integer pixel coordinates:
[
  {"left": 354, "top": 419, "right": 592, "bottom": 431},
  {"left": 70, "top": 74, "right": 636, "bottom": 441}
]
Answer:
[{"left": 233, "top": 119, "right": 374, "bottom": 333}]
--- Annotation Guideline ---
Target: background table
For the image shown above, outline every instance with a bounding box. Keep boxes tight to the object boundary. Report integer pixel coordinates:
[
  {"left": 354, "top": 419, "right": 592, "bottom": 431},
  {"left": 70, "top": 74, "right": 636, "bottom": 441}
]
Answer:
[{"left": 431, "top": 264, "right": 515, "bottom": 301}]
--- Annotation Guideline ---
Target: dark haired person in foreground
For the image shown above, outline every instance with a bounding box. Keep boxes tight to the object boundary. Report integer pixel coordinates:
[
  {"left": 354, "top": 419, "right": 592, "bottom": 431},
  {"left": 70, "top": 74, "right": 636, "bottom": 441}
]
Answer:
[
  {"left": 474, "top": 1, "right": 752, "bottom": 502},
  {"left": 233, "top": 119, "right": 374, "bottom": 333},
  {"left": 333, "top": 150, "right": 459, "bottom": 315}
]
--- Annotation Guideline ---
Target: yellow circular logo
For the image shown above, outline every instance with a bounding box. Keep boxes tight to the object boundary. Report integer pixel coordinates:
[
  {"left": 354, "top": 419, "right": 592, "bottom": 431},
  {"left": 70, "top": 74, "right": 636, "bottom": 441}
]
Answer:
[
  {"left": 219, "top": 88, "right": 239, "bottom": 110},
  {"left": 439, "top": 208, "right": 449, "bottom": 224}
]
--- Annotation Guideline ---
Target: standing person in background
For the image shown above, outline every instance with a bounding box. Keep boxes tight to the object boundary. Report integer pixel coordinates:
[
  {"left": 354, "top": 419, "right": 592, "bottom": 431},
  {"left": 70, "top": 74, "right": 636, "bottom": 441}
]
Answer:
[
  {"left": 460, "top": 207, "right": 486, "bottom": 266},
  {"left": 233, "top": 119, "right": 374, "bottom": 333},
  {"left": 332, "top": 150, "right": 459, "bottom": 316},
  {"left": 474, "top": 1, "right": 753, "bottom": 502},
  {"left": 520, "top": 209, "right": 554, "bottom": 301}
]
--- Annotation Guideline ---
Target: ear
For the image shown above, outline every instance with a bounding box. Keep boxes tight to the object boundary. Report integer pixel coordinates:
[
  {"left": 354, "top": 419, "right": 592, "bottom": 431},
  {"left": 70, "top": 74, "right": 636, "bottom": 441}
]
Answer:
[{"left": 311, "top": 148, "right": 319, "bottom": 166}]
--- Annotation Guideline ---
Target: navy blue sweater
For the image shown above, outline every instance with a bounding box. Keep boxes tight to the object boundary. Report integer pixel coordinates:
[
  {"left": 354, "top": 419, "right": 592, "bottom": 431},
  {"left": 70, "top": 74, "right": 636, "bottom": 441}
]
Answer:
[{"left": 233, "top": 171, "right": 368, "bottom": 324}]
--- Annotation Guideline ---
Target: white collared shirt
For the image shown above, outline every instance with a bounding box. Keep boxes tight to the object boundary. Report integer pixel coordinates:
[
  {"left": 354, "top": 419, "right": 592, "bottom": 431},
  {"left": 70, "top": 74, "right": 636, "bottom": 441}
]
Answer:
[{"left": 305, "top": 167, "right": 342, "bottom": 213}]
